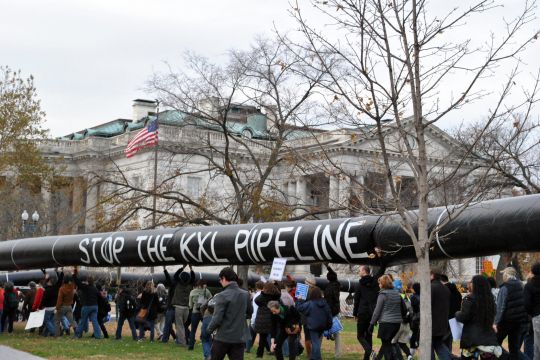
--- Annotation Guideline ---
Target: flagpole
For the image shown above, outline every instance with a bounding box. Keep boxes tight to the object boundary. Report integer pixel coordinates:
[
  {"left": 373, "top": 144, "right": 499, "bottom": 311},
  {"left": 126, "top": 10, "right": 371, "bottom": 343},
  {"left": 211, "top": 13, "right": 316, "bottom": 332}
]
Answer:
[{"left": 150, "top": 100, "right": 160, "bottom": 274}]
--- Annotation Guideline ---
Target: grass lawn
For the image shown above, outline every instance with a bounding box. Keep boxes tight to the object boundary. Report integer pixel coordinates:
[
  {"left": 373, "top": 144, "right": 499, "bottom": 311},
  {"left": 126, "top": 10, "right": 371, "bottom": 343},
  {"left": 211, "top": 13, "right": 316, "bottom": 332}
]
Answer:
[{"left": 0, "top": 319, "right": 462, "bottom": 359}]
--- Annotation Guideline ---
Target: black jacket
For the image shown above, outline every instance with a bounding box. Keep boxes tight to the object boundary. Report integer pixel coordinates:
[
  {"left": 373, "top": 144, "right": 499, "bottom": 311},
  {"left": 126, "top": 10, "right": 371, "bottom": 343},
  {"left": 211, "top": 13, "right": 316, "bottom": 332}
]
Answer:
[
  {"left": 496, "top": 279, "right": 527, "bottom": 324},
  {"left": 41, "top": 271, "right": 64, "bottom": 308},
  {"left": 74, "top": 274, "right": 99, "bottom": 307},
  {"left": 324, "top": 280, "right": 341, "bottom": 317},
  {"left": 254, "top": 292, "right": 281, "bottom": 334},
  {"left": 455, "top": 295, "right": 498, "bottom": 349},
  {"left": 524, "top": 276, "right": 540, "bottom": 317},
  {"left": 140, "top": 291, "right": 159, "bottom": 321},
  {"left": 431, "top": 280, "right": 450, "bottom": 337},
  {"left": 164, "top": 267, "right": 195, "bottom": 308},
  {"left": 207, "top": 281, "right": 253, "bottom": 344},
  {"left": 353, "top": 275, "right": 379, "bottom": 318},
  {"left": 270, "top": 305, "right": 301, "bottom": 338},
  {"left": 116, "top": 289, "right": 137, "bottom": 317},
  {"left": 445, "top": 282, "right": 462, "bottom": 319}
]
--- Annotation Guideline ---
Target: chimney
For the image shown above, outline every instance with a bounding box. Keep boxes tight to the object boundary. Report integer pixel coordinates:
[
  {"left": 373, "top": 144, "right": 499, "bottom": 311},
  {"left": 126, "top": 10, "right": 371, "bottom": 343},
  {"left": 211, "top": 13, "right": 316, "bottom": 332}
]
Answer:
[{"left": 132, "top": 99, "right": 157, "bottom": 122}]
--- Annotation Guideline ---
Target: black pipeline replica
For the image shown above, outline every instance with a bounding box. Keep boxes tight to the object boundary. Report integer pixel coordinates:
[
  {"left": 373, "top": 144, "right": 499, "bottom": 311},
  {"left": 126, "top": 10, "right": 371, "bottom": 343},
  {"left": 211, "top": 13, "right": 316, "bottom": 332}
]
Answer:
[{"left": 0, "top": 195, "right": 539, "bottom": 271}]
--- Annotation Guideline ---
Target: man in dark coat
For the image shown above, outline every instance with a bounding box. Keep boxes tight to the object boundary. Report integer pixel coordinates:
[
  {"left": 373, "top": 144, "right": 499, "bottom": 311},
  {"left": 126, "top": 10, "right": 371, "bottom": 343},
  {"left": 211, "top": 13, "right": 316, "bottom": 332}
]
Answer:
[
  {"left": 207, "top": 267, "right": 252, "bottom": 360},
  {"left": 441, "top": 274, "right": 463, "bottom": 354},
  {"left": 353, "top": 266, "right": 379, "bottom": 360},
  {"left": 431, "top": 271, "right": 452, "bottom": 360},
  {"left": 324, "top": 266, "right": 341, "bottom": 357},
  {"left": 495, "top": 267, "right": 528, "bottom": 360}
]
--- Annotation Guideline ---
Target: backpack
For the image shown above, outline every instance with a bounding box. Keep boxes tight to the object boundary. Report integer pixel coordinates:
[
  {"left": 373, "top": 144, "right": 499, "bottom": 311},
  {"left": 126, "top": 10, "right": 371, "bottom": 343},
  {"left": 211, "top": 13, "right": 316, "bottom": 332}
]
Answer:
[
  {"left": 5, "top": 291, "right": 18, "bottom": 310},
  {"left": 195, "top": 289, "right": 210, "bottom": 311},
  {"left": 125, "top": 295, "right": 137, "bottom": 314}
]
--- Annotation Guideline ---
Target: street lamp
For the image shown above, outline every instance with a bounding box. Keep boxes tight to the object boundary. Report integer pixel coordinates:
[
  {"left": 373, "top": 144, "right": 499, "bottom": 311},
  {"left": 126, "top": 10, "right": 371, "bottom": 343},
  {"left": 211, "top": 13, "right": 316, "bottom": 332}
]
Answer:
[{"left": 21, "top": 210, "right": 39, "bottom": 236}]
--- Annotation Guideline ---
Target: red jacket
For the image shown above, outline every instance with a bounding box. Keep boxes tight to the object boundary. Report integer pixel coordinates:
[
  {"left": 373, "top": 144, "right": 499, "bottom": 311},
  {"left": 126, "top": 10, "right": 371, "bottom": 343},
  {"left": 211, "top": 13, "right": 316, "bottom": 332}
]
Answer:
[{"left": 32, "top": 287, "right": 44, "bottom": 311}]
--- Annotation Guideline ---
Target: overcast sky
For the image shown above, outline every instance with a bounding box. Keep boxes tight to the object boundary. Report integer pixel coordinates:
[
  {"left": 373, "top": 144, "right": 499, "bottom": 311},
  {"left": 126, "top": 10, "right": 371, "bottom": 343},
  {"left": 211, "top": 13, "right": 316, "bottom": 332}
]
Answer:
[{"left": 1, "top": 0, "right": 538, "bottom": 137}]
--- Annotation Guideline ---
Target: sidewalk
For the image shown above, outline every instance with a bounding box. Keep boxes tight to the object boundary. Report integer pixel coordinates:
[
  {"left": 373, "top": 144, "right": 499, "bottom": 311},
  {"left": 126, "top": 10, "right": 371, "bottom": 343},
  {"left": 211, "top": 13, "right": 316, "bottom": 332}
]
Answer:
[{"left": 0, "top": 345, "right": 45, "bottom": 359}]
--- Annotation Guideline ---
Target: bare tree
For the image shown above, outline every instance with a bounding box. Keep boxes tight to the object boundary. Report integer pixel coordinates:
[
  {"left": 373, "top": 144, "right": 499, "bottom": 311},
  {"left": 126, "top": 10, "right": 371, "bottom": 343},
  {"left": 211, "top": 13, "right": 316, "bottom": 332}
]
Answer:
[{"left": 286, "top": 0, "right": 539, "bottom": 356}]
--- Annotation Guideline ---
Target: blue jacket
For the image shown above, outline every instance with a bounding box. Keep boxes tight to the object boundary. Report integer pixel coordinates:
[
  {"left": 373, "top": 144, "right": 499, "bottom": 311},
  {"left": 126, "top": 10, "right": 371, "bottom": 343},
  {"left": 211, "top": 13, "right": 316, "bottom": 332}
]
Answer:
[{"left": 296, "top": 298, "right": 332, "bottom": 331}]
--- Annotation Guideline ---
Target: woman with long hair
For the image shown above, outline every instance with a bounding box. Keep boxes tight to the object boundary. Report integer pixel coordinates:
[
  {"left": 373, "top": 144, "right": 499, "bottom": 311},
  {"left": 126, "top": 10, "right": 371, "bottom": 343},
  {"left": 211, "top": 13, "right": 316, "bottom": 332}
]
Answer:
[
  {"left": 254, "top": 282, "right": 281, "bottom": 358},
  {"left": 455, "top": 275, "right": 501, "bottom": 359}
]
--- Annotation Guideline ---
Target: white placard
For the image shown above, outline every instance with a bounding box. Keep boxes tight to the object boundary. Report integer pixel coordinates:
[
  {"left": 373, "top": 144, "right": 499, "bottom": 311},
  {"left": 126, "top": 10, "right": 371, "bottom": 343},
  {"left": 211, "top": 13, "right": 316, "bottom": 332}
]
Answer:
[
  {"left": 25, "top": 310, "right": 45, "bottom": 330},
  {"left": 269, "top": 257, "right": 287, "bottom": 281},
  {"left": 449, "top": 317, "right": 463, "bottom": 340}
]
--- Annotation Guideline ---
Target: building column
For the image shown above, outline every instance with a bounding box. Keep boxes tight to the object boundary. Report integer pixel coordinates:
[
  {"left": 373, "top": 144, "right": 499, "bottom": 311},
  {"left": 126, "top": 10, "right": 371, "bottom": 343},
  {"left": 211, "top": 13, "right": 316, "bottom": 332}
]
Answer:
[
  {"left": 295, "top": 177, "right": 307, "bottom": 217},
  {"left": 84, "top": 179, "right": 99, "bottom": 232},
  {"left": 287, "top": 181, "right": 296, "bottom": 206},
  {"left": 338, "top": 175, "right": 351, "bottom": 217},
  {"left": 328, "top": 176, "right": 340, "bottom": 217}
]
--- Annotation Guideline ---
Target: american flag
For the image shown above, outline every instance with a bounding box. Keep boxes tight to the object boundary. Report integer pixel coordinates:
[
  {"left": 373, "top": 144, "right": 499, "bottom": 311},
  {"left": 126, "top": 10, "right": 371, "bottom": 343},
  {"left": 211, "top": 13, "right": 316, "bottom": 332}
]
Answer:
[{"left": 124, "top": 119, "right": 159, "bottom": 158}]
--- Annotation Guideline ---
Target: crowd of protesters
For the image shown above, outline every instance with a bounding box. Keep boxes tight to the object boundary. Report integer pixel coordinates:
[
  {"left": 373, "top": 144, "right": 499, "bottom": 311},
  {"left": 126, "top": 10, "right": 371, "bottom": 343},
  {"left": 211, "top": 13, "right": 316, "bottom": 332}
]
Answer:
[{"left": 0, "top": 262, "right": 540, "bottom": 360}]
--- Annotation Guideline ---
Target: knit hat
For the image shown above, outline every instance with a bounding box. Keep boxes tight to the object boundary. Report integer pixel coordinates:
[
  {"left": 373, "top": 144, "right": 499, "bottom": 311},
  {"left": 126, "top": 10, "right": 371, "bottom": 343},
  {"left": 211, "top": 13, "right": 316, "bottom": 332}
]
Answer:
[
  {"left": 304, "top": 274, "right": 317, "bottom": 287},
  {"left": 28, "top": 281, "right": 36, "bottom": 289}
]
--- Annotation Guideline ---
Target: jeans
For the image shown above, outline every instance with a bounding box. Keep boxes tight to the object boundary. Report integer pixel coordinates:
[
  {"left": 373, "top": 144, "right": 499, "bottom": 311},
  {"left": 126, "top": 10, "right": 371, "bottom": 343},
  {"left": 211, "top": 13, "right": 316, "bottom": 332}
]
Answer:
[
  {"left": 189, "top": 311, "right": 202, "bottom": 349},
  {"left": 519, "top": 324, "right": 533, "bottom": 360},
  {"left": 432, "top": 335, "right": 452, "bottom": 360},
  {"left": 201, "top": 316, "right": 212, "bottom": 359},
  {"left": 497, "top": 322, "right": 523, "bottom": 360},
  {"left": 161, "top": 308, "right": 176, "bottom": 343},
  {"left": 42, "top": 309, "right": 56, "bottom": 337},
  {"left": 211, "top": 339, "right": 245, "bottom": 360},
  {"left": 75, "top": 305, "right": 102, "bottom": 339},
  {"left": 357, "top": 314, "right": 374, "bottom": 360},
  {"left": 275, "top": 332, "right": 297, "bottom": 360},
  {"left": 308, "top": 329, "right": 323, "bottom": 360},
  {"left": 115, "top": 313, "right": 137, "bottom": 340},
  {"left": 0, "top": 308, "right": 15, "bottom": 333},
  {"left": 138, "top": 319, "right": 155, "bottom": 341}
]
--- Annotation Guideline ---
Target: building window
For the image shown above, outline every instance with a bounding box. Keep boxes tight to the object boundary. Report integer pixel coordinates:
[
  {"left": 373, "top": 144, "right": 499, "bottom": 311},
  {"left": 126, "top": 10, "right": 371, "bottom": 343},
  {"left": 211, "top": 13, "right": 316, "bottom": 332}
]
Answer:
[
  {"left": 476, "top": 257, "right": 486, "bottom": 274},
  {"left": 187, "top": 177, "right": 202, "bottom": 199}
]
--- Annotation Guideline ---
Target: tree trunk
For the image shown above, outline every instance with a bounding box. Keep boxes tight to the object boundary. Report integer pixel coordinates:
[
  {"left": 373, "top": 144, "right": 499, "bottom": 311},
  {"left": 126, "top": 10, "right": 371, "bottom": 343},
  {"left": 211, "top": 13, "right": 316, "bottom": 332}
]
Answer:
[
  {"left": 417, "top": 252, "right": 432, "bottom": 359},
  {"left": 236, "top": 264, "right": 249, "bottom": 290}
]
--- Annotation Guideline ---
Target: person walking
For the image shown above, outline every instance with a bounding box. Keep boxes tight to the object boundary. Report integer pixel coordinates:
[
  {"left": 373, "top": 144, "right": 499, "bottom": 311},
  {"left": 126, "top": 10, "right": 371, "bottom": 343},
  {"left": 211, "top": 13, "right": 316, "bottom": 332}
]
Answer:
[
  {"left": 96, "top": 284, "right": 111, "bottom": 338},
  {"left": 431, "top": 271, "right": 452, "bottom": 360},
  {"left": 73, "top": 269, "right": 102, "bottom": 339},
  {"left": 455, "top": 275, "right": 501, "bottom": 359},
  {"left": 137, "top": 281, "right": 159, "bottom": 342},
  {"left": 296, "top": 287, "right": 333, "bottom": 360},
  {"left": 207, "top": 267, "right": 252, "bottom": 360},
  {"left": 496, "top": 267, "right": 529, "bottom": 360},
  {"left": 254, "top": 282, "right": 281, "bottom": 358},
  {"left": 200, "top": 296, "right": 216, "bottom": 360},
  {"left": 369, "top": 274, "right": 404, "bottom": 360},
  {"left": 1, "top": 281, "right": 18, "bottom": 333},
  {"left": 324, "top": 266, "right": 342, "bottom": 358},
  {"left": 114, "top": 285, "right": 138, "bottom": 340},
  {"left": 55, "top": 272, "right": 77, "bottom": 336},
  {"left": 267, "top": 300, "right": 302, "bottom": 360},
  {"left": 409, "top": 283, "right": 420, "bottom": 357},
  {"left": 353, "top": 265, "right": 380, "bottom": 360},
  {"left": 155, "top": 283, "right": 168, "bottom": 340},
  {"left": 188, "top": 280, "right": 212, "bottom": 350}
]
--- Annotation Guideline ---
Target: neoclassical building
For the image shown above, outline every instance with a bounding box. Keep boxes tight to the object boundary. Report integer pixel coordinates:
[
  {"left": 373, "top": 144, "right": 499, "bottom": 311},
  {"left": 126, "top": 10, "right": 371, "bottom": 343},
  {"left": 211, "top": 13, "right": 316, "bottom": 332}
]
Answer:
[{"left": 14, "top": 98, "right": 500, "bottom": 280}]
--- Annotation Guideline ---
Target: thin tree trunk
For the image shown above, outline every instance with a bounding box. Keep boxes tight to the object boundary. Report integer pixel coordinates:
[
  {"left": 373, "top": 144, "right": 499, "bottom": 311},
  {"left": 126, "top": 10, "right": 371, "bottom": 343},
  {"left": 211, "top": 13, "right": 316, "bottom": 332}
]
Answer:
[{"left": 417, "top": 252, "right": 432, "bottom": 359}]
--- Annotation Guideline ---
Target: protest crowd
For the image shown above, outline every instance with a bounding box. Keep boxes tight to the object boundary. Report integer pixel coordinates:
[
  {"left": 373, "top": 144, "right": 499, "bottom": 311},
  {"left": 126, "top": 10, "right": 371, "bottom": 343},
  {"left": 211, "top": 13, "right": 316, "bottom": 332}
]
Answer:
[{"left": 0, "top": 261, "right": 540, "bottom": 360}]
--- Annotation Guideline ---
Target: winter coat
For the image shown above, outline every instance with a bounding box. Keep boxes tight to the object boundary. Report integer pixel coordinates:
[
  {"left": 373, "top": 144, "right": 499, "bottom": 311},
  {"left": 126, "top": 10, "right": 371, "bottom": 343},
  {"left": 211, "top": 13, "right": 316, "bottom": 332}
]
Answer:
[
  {"left": 164, "top": 268, "right": 195, "bottom": 308},
  {"left": 431, "top": 280, "right": 450, "bottom": 337},
  {"left": 74, "top": 275, "right": 99, "bottom": 307},
  {"left": 56, "top": 283, "right": 76, "bottom": 310},
  {"left": 445, "top": 282, "right": 463, "bottom": 319},
  {"left": 370, "top": 289, "right": 403, "bottom": 325},
  {"left": 140, "top": 291, "right": 159, "bottom": 321},
  {"left": 353, "top": 275, "right": 379, "bottom": 318},
  {"left": 42, "top": 272, "right": 64, "bottom": 308},
  {"left": 270, "top": 305, "right": 301, "bottom": 338},
  {"left": 116, "top": 289, "right": 137, "bottom": 317},
  {"left": 254, "top": 291, "right": 281, "bottom": 334},
  {"left": 296, "top": 298, "right": 333, "bottom": 332},
  {"left": 97, "top": 292, "right": 111, "bottom": 319},
  {"left": 495, "top": 279, "right": 528, "bottom": 325},
  {"left": 410, "top": 293, "right": 420, "bottom": 330},
  {"left": 524, "top": 276, "right": 540, "bottom": 317},
  {"left": 324, "top": 280, "right": 341, "bottom": 317},
  {"left": 207, "top": 281, "right": 253, "bottom": 344},
  {"left": 455, "top": 295, "right": 498, "bottom": 349}
]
